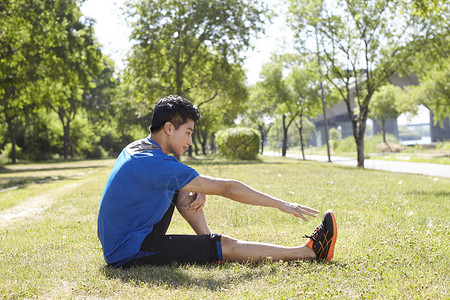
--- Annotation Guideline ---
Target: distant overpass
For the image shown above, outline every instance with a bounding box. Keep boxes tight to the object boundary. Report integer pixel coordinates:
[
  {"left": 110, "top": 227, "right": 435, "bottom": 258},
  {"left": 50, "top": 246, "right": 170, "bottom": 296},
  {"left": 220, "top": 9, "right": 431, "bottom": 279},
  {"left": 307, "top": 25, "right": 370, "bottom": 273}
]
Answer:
[{"left": 310, "top": 74, "right": 450, "bottom": 146}]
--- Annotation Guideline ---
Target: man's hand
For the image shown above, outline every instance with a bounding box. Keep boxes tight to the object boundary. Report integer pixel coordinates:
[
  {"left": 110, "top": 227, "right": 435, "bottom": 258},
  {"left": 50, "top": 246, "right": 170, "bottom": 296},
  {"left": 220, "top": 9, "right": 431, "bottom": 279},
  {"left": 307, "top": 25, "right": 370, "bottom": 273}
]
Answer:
[
  {"left": 279, "top": 202, "right": 319, "bottom": 222},
  {"left": 187, "top": 192, "right": 206, "bottom": 212}
]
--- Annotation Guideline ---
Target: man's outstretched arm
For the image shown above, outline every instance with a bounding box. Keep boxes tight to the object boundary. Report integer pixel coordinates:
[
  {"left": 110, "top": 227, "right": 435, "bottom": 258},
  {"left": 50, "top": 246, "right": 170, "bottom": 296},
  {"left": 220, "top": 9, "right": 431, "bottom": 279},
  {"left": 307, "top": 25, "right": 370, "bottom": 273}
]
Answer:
[{"left": 181, "top": 175, "right": 319, "bottom": 222}]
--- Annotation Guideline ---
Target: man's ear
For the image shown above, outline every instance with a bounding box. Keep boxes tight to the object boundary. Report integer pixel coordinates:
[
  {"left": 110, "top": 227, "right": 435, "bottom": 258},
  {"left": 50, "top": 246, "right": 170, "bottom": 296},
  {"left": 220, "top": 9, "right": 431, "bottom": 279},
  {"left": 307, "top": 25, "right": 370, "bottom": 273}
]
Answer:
[{"left": 163, "top": 122, "right": 174, "bottom": 135}]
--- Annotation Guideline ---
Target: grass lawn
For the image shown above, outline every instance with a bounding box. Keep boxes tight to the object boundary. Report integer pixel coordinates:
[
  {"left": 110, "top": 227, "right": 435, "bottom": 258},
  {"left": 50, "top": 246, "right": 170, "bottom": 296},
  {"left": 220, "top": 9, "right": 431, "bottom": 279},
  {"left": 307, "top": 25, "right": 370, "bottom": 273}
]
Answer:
[{"left": 0, "top": 156, "right": 448, "bottom": 299}]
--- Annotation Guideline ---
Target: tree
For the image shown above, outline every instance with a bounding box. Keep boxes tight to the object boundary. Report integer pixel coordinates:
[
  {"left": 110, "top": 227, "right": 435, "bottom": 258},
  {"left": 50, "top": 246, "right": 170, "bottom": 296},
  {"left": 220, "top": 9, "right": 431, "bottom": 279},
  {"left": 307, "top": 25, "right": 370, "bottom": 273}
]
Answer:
[
  {"left": 41, "top": 0, "right": 102, "bottom": 159},
  {"left": 287, "top": 2, "right": 332, "bottom": 162},
  {"left": 258, "top": 58, "right": 293, "bottom": 157},
  {"left": 369, "top": 84, "right": 403, "bottom": 143},
  {"left": 123, "top": 0, "right": 266, "bottom": 102},
  {"left": 0, "top": 0, "right": 102, "bottom": 161},
  {"left": 189, "top": 59, "right": 248, "bottom": 156},
  {"left": 0, "top": 0, "right": 52, "bottom": 163},
  {"left": 244, "top": 84, "right": 277, "bottom": 154},
  {"left": 406, "top": 58, "right": 450, "bottom": 125},
  {"left": 287, "top": 0, "right": 448, "bottom": 167},
  {"left": 286, "top": 57, "right": 322, "bottom": 160}
]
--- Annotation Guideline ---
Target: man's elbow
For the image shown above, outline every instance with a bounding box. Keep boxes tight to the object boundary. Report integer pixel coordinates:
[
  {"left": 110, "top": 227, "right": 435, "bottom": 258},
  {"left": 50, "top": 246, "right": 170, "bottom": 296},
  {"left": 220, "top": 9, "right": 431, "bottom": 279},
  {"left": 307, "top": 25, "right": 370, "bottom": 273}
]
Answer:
[{"left": 219, "top": 179, "right": 238, "bottom": 199}]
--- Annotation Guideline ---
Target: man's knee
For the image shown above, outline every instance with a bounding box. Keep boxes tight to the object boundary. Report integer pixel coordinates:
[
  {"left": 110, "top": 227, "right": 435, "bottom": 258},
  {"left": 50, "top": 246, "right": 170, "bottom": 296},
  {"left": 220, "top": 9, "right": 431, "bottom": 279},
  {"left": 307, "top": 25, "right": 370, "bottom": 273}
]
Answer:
[{"left": 221, "top": 235, "right": 239, "bottom": 254}]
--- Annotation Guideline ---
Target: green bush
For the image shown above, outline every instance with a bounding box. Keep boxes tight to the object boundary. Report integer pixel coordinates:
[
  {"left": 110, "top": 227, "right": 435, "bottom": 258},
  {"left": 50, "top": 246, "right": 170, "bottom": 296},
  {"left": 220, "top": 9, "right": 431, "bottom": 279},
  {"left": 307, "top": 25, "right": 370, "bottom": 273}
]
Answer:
[
  {"left": 216, "top": 127, "right": 260, "bottom": 160},
  {"left": 440, "top": 141, "right": 450, "bottom": 151},
  {"left": 333, "top": 136, "right": 355, "bottom": 153}
]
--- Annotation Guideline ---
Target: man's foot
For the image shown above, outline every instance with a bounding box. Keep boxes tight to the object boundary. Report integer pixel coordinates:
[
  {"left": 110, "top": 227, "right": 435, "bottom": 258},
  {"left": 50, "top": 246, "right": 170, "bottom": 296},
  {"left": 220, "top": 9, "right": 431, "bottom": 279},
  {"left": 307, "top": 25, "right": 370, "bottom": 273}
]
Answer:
[{"left": 304, "top": 210, "right": 337, "bottom": 261}]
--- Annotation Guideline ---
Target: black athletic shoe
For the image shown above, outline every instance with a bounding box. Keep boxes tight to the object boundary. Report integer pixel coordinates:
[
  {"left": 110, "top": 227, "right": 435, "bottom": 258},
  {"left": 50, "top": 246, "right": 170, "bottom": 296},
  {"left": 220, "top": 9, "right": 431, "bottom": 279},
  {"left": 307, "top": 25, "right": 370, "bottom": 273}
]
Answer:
[{"left": 304, "top": 210, "right": 337, "bottom": 261}]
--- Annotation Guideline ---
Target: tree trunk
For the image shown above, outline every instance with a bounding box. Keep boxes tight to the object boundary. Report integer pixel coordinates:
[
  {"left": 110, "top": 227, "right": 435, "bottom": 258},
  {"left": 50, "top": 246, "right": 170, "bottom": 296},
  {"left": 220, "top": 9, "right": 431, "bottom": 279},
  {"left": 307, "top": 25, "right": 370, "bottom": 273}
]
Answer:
[
  {"left": 58, "top": 109, "right": 69, "bottom": 160},
  {"left": 315, "top": 27, "right": 331, "bottom": 163},
  {"left": 198, "top": 126, "right": 208, "bottom": 155},
  {"left": 382, "top": 119, "right": 386, "bottom": 143},
  {"left": 282, "top": 115, "right": 293, "bottom": 157},
  {"left": 4, "top": 112, "right": 17, "bottom": 164},
  {"left": 294, "top": 116, "right": 306, "bottom": 160},
  {"left": 258, "top": 124, "right": 264, "bottom": 154},
  {"left": 354, "top": 118, "right": 367, "bottom": 168},
  {"left": 210, "top": 132, "right": 216, "bottom": 154},
  {"left": 67, "top": 121, "right": 75, "bottom": 158},
  {"left": 298, "top": 118, "right": 306, "bottom": 161},
  {"left": 356, "top": 135, "right": 365, "bottom": 168},
  {"left": 200, "top": 134, "right": 207, "bottom": 155},
  {"left": 63, "top": 124, "right": 70, "bottom": 160},
  {"left": 63, "top": 124, "right": 68, "bottom": 160}
]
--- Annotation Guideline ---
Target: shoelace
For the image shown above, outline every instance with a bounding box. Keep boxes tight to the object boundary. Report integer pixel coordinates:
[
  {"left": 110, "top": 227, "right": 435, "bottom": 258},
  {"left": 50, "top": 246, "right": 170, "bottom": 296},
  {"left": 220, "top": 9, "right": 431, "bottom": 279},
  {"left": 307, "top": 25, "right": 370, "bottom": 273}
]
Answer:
[{"left": 303, "top": 224, "right": 323, "bottom": 240}]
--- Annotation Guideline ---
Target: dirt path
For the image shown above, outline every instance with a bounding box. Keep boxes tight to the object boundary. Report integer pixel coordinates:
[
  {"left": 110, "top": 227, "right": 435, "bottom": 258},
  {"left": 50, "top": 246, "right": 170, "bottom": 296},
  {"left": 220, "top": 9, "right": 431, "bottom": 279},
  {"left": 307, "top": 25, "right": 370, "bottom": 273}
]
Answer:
[{"left": 0, "top": 179, "right": 89, "bottom": 229}]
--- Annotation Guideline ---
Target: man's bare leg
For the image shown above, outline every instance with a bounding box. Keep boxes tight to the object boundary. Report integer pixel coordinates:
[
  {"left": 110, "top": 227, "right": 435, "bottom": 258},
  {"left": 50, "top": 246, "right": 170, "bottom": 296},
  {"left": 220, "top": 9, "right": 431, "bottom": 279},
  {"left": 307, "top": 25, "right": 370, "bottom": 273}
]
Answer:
[
  {"left": 176, "top": 190, "right": 212, "bottom": 235},
  {"left": 176, "top": 191, "right": 317, "bottom": 262},
  {"left": 221, "top": 235, "right": 316, "bottom": 262}
]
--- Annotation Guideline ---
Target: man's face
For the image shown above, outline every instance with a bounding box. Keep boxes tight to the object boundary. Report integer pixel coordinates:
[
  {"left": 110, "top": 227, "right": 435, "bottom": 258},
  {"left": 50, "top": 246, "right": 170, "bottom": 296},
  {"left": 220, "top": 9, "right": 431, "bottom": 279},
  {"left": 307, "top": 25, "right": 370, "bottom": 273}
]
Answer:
[{"left": 167, "top": 119, "right": 194, "bottom": 157}]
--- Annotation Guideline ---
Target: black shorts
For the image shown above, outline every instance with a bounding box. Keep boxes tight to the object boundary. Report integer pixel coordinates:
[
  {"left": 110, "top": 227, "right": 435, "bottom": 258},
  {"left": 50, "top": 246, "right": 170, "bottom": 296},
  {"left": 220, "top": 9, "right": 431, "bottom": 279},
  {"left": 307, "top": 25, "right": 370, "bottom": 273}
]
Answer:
[{"left": 118, "top": 192, "right": 223, "bottom": 268}]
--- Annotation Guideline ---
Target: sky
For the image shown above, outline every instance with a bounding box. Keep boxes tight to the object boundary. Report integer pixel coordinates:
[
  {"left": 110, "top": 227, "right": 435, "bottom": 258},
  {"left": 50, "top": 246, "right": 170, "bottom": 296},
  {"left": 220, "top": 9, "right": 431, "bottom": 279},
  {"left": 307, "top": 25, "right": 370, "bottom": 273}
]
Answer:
[{"left": 80, "top": 0, "right": 429, "bottom": 125}]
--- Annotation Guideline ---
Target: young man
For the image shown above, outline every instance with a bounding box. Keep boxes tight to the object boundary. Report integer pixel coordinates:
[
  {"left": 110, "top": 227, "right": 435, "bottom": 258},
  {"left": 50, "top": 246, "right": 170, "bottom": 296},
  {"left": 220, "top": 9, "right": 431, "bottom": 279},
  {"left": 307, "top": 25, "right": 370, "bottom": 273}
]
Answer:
[{"left": 97, "top": 95, "right": 337, "bottom": 268}]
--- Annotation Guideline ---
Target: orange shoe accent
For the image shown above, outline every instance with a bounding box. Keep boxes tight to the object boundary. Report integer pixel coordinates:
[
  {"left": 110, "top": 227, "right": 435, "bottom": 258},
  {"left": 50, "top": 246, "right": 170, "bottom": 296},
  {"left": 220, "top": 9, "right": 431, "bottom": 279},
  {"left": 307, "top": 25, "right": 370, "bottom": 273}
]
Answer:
[
  {"left": 306, "top": 238, "right": 314, "bottom": 249},
  {"left": 325, "top": 210, "right": 337, "bottom": 261}
]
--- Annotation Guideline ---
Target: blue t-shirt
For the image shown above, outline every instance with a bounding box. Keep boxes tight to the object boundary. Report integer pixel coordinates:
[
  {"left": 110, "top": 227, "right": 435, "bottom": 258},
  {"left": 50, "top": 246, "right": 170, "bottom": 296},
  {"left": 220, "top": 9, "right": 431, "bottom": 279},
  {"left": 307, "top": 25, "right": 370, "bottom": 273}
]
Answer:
[{"left": 97, "top": 137, "right": 199, "bottom": 265}]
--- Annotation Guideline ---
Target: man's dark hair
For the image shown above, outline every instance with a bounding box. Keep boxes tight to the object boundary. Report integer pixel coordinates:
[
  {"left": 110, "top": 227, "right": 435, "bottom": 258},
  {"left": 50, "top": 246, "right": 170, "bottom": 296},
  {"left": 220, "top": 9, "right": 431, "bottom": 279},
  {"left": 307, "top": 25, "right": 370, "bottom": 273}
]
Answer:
[{"left": 150, "top": 95, "right": 202, "bottom": 133}]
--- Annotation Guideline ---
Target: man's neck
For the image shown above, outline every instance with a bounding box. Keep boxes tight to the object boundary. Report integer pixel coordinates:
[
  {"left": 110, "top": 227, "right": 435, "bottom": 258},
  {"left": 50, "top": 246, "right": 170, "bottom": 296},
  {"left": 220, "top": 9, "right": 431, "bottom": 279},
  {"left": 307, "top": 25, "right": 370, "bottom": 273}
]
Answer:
[{"left": 148, "top": 132, "right": 169, "bottom": 154}]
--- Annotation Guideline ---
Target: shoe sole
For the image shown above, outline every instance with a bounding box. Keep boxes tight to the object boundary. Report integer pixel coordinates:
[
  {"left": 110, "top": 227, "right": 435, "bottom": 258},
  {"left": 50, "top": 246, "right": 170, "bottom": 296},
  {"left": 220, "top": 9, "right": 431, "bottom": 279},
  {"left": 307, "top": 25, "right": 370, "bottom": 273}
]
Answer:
[{"left": 325, "top": 209, "right": 337, "bottom": 261}]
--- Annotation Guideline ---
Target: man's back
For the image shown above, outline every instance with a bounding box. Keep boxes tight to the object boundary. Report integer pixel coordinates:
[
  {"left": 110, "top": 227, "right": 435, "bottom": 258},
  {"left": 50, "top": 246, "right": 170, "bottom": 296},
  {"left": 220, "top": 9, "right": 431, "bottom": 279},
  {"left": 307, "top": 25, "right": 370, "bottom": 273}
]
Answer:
[{"left": 97, "top": 137, "right": 198, "bottom": 264}]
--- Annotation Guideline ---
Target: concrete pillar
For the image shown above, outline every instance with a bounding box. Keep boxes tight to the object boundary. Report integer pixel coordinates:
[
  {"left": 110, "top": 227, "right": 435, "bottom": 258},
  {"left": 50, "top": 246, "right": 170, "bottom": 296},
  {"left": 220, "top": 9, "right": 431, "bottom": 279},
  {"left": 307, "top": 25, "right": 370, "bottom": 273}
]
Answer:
[{"left": 430, "top": 112, "right": 450, "bottom": 142}]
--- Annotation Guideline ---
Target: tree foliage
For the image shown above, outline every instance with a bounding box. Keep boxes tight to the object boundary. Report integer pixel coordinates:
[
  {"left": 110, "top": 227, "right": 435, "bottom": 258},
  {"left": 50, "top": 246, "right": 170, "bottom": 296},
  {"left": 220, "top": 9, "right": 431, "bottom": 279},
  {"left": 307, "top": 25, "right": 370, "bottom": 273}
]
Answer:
[
  {"left": 1, "top": 0, "right": 52, "bottom": 162},
  {"left": 369, "top": 84, "right": 404, "bottom": 142},
  {"left": 1, "top": 0, "right": 103, "bottom": 161},
  {"left": 406, "top": 57, "right": 450, "bottom": 124},
  {"left": 124, "top": 0, "right": 266, "bottom": 99}
]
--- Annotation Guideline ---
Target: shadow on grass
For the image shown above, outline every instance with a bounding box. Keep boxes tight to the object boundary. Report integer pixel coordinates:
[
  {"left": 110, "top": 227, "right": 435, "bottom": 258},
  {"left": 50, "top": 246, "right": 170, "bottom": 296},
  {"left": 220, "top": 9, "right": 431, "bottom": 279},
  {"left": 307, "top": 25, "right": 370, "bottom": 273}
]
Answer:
[
  {"left": 0, "top": 164, "right": 108, "bottom": 190},
  {"left": 0, "top": 172, "right": 96, "bottom": 191},
  {"left": 0, "top": 165, "right": 106, "bottom": 174},
  {"left": 101, "top": 263, "right": 254, "bottom": 291},
  {"left": 0, "top": 176, "right": 59, "bottom": 191},
  {"left": 101, "top": 260, "right": 348, "bottom": 291}
]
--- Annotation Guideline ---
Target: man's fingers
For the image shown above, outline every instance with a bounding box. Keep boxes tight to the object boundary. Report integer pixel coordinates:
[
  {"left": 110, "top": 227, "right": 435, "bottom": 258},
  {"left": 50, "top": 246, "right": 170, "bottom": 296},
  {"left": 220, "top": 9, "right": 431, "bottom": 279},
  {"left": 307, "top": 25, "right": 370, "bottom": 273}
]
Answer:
[
  {"left": 188, "top": 193, "right": 206, "bottom": 211},
  {"left": 285, "top": 202, "right": 320, "bottom": 221},
  {"left": 298, "top": 205, "right": 319, "bottom": 217},
  {"left": 301, "top": 206, "right": 320, "bottom": 215},
  {"left": 298, "top": 213, "right": 308, "bottom": 222},
  {"left": 195, "top": 202, "right": 204, "bottom": 212}
]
